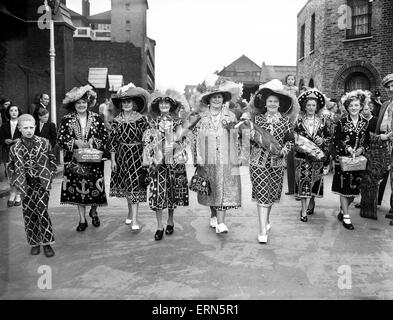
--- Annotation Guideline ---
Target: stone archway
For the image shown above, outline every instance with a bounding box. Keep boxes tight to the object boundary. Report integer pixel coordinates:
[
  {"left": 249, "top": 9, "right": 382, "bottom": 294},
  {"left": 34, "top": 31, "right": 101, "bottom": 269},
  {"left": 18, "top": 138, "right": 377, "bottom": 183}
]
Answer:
[{"left": 332, "top": 60, "right": 380, "bottom": 98}]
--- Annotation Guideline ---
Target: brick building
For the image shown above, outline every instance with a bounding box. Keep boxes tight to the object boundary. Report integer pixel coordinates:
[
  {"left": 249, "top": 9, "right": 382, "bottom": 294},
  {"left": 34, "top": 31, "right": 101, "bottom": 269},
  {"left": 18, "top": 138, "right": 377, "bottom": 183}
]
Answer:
[
  {"left": 216, "top": 55, "right": 296, "bottom": 100},
  {"left": 297, "top": 0, "right": 393, "bottom": 100},
  {"left": 0, "top": 0, "right": 74, "bottom": 122},
  {"left": 0, "top": 0, "right": 155, "bottom": 123},
  {"left": 183, "top": 55, "right": 296, "bottom": 102},
  {"left": 71, "top": 0, "right": 155, "bottom": 106}
]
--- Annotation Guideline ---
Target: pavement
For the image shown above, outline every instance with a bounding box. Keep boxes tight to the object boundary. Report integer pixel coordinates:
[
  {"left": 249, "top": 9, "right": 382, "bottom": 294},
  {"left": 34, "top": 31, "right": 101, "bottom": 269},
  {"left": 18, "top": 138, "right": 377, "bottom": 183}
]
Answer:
[{"left": 0, "top": 162, "right": 393, "bottom": 300}]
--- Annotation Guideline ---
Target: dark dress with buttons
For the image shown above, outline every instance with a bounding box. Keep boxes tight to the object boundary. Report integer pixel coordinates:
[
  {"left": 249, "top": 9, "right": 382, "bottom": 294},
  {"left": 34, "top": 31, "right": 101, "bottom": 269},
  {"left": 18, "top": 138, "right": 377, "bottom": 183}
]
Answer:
[
  {"left": 294, "top": 115, "right": 330, "bottom": 198},
  {"left": 331, "top": 115, "right": 370, "bottom": 197},
  {"left": 57, "top": 112, "right": 109, "bottom": 206},
  {"left": 143, "top": 116, "right": 189, "bottom": 211}
]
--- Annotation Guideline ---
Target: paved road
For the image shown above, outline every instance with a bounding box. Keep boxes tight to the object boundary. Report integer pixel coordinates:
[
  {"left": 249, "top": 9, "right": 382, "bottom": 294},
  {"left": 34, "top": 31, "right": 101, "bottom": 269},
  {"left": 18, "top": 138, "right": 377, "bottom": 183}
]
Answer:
[{"left": 1, "top": 162, "right": 392, "bottom": 299}]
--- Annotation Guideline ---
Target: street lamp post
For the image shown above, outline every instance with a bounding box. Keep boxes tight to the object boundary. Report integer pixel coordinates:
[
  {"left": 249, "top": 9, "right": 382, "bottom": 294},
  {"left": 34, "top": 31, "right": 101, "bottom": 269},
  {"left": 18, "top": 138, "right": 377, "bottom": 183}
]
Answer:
[
  {"left": 45, "top": 0, "right": 57, "bottom": 126},
  {"left": 45, "top": 0, "right": 63, "bottom": 164}
]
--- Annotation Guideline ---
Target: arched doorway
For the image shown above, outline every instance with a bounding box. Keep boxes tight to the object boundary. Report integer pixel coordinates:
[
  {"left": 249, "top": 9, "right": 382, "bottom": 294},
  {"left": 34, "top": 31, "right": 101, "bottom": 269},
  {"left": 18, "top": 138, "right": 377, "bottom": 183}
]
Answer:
[
  {"left": 344, "top": 72, "right": 371, "bottom": 92},
  {"left": 332, "top": 61, "right": 379, "bottom": 98}
]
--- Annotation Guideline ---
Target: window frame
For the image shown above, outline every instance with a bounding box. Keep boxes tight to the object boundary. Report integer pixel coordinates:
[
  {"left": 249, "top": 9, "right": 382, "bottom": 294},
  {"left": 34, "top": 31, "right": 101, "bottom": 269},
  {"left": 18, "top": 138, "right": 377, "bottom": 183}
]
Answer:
[
  {"left": 346, "top": 0, "right": 372, "bottom": 39},
  {"left": 310, "top": 13, "right": 315, "bottom": 52},
  {"left": 300, "top": 23, "right": 306, "bottom": 59}
]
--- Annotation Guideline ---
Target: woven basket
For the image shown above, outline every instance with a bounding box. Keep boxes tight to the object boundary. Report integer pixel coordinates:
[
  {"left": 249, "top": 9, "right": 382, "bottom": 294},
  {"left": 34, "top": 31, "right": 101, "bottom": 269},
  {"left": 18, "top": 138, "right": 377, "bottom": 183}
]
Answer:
[
  {"left": 339, "top": 155, "right": 367, "bottom": 171},
  {"left": 73, "top": 148, "right": 103, "bottom": 163}
]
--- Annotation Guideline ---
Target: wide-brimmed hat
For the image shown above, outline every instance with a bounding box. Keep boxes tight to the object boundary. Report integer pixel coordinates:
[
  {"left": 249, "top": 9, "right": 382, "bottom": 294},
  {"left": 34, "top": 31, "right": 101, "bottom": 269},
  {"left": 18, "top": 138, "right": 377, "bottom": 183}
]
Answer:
[
  {"left": 111, "top": 82, "right": 150, "bottom": 113},
  {"left": 298, "top": 89, "right": 326, "bottom": 111},
  {"left": 382, "top": 73, "right": 393, "bottom": 88},
  {"left": 200, "top": 88, "right": 232, "bottom": 105},
  {"left": 148, "top": 91, "right": 183, "bottom": 117},
  {"left": 198, "top": 74, "right": 233, "bottom": 105},
  {"left": 63, "top": 85, "right": 94, "bottom": 107},
  {"left": 252, "top": 79, "right": 299, "bottom": 122}
]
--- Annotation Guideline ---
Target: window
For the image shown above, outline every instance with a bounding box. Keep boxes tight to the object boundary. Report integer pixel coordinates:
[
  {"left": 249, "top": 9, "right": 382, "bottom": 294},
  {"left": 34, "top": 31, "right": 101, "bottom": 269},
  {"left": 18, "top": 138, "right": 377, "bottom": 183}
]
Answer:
[
  {"left": 125, "top": 3, "right": 130, "bottom": 10},
  {"left": 125, "top": 20, "right": 131, "bottom": 31},
  {"left": 97, "top": 24, "right": 111, "bottom": 30},
  {"left": 310, "top": 14, "right": 315, "bottom": 52},
  {"left": 346, "top": 0, "right": 372, "bottom": 39},
  {"left": 299, "top": 79, "right": 305, "bottom": 91},
  {"left": 308, "top": 78, "right": 314, "bottom": 88},
  {"left": 345, "top": 72, "right": 371, "bottom": 91},
  {"left": 300, "top": 24, "right": 305, "bottom": 59}
]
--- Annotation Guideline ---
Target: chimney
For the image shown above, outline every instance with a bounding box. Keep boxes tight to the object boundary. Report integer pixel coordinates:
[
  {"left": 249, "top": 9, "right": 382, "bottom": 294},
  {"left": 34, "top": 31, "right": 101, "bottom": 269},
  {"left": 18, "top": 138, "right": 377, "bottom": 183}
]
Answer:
[{"left": 82, "top": 0, "right": 90, "bottom": 17}]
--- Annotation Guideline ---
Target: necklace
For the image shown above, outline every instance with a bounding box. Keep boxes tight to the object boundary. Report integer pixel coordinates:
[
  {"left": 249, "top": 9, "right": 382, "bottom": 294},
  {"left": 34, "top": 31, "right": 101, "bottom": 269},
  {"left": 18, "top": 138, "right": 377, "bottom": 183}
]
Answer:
[
  {"left": 304, "top": 115, "right": 316, "bottom": 135},
  {"left": 210, "top": 110, "right": 222, "bottom": 130},
  {"left": 210, "top": 108, "right": 222, "bottom": 116}
]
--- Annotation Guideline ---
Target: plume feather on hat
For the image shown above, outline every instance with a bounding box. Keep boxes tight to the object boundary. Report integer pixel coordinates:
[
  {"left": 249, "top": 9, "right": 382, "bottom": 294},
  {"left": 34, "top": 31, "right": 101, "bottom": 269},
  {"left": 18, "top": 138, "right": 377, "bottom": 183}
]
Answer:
[
  {"left": 198, "top": 74, "right": 243, "bottom": 105},
  {"left": 63, "top": 84, "right": 94, "bottom": 105},
  {"left": 110, "top": 82, "right": 150, "bottom": 113},
  {"left": 116, "top": 82, "right": 136, "bottom": 94},
  {"left": 148, "top": 89, "right": 189, "bottom": 117}
]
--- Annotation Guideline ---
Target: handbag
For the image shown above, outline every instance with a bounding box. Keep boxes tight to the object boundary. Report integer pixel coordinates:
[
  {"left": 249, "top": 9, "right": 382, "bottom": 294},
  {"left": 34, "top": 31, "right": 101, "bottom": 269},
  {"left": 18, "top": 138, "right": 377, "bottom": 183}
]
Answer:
[
  {"left": 189, "top": 167, "right": 211, "bottom": 195},
  {"left": 139, "top": 167, "right": 151, "bottom": 189},
  {"left": 339, "top": 155, "right": 368, "bottom": 171}
]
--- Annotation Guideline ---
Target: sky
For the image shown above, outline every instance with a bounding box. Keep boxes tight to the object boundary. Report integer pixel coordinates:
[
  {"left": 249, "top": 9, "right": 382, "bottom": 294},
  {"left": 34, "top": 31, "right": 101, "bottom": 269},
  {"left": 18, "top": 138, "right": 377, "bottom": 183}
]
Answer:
[{"left": 66, "top": 0, "right": 307, "bottom": 92}]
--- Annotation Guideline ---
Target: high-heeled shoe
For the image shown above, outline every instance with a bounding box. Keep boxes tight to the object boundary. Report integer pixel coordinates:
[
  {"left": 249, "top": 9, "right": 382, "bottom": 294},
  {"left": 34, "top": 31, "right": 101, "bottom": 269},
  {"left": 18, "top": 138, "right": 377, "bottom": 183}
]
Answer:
[
  {"left": 30, "top": 245, "right": 40, "bottom": 255},
  {"left": 131, "top": 223, "right": 141, "bottom": 231},
  {"left": 76, "top": 220, "right": 88, "bottom": 232},
  {"left": 89, "top": 209, "right": 100, "bottom": 227},
  {"left": 154, "top": 229, "right": 164, "bottom": 241},
  {"left": 306, "top": 204, "right": 315, "bottom": 215},
  {"left": 258, "top": 234, "right": 268, "bottom": 244},
  {"left": 300, "top": 210, "right": 308, "bottom": 222},
  {"left": 165, "top": 224, "right": 174, "bottom": 235},
  {"left": 342, "top": 215, "right": 354, "bottom": 230}
]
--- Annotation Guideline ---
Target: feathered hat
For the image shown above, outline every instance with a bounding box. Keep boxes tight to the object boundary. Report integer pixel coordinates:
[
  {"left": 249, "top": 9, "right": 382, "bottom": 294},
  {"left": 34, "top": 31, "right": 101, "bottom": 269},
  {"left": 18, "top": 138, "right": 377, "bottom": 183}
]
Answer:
[
  {"left": 148, "top": 90, "right": 186, "bottom": 117},
  {"left": 341, "top": 89, "right": 370, "bottom": 109},
  {"left": 198, "top": 74, "right": 243, "bottom": 105},
  {"left": 298, "top": 88, "right": 326, "bottom": 111},
  {"left": 63, "top": 85, "right": 95, "bottom": 109},
  {"left": 252, "top": 79, "right": 299, "bottom": 122},
  {"left": 111, "top": 82, "right": 150, "bottom": 113}
]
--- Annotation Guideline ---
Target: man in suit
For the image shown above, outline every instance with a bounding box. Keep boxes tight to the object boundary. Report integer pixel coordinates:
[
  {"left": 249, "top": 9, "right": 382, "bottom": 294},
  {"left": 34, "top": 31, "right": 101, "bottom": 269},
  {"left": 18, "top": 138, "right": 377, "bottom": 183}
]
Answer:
[
  {"left": 374, "top": 74, "right": 393, "bottom": 219},
  {"left": 372, "top": 90, "right": 383, "bottom": 117},
  {"left": 34, "top": 108, "right": 57, "bottom": 148},
  {"left": 29, "top": 93, "right": 50, "bottom": 123}
]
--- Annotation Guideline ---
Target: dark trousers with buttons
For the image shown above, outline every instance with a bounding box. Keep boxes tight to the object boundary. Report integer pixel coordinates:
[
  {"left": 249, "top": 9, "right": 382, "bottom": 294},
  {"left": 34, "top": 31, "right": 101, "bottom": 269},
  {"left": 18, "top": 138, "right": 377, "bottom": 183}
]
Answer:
[{"left": 22, "top": 182, "right": 54, "bottom": 247}]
